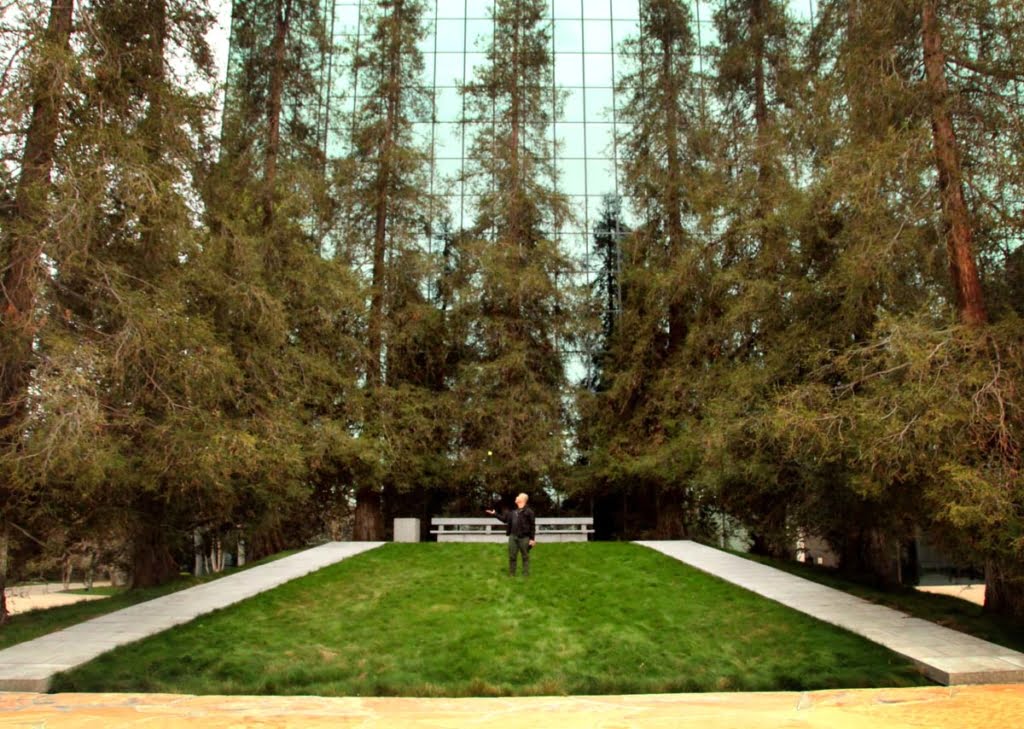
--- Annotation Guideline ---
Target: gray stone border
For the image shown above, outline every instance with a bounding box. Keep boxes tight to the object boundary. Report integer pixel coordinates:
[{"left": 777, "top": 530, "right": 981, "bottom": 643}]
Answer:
[{"left": 637, "top": 540, "right": 1024, "bottom": 685}]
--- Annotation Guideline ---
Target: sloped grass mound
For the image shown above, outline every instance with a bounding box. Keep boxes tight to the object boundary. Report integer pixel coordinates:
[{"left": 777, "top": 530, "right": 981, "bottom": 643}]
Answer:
[{"left": 52, "top": 543, "right": 928, "bottom": 696}]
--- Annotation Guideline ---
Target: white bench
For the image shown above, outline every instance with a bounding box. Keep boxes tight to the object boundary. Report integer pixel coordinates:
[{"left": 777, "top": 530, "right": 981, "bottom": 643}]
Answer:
[{"left": 431, "top": 517, "right": 594, "bottom": 543}]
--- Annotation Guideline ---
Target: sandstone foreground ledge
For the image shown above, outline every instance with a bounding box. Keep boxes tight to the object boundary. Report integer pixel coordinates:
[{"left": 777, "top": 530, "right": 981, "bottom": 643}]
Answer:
[{"left": 1, "top": 685, "right": 1022, "bottom": 728}]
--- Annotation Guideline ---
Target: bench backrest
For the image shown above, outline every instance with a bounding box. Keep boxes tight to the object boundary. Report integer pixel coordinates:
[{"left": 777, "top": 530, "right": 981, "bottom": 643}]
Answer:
[
  {"left": 430, "top": 517, "right": 594, "bottom": 523},
  {"left": 430, "top": 516, "right": 593, "bottom": 542}
]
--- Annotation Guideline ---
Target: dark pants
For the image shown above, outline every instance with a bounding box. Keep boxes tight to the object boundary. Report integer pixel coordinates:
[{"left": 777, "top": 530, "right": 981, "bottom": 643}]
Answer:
[{"left": 508, "top": 536, "right": 530, "bottom": 576}]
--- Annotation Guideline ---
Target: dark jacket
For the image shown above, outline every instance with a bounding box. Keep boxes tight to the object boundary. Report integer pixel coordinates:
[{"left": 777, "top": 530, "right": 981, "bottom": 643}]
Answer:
[{"left": 497, "top": 507, "right": 536, "bottom": 539}]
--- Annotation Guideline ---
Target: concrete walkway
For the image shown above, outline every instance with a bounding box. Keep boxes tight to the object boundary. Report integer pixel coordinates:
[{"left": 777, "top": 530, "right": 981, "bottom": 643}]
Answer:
[
  {"left": 1, "top": 685, "right": 1023, "bottom": 728},
  {"left": 0, "top": 541, "right": 383, "bottom": 692},
  {"left": 637, "top": 541, "right": 1024, "bottom": 686}
]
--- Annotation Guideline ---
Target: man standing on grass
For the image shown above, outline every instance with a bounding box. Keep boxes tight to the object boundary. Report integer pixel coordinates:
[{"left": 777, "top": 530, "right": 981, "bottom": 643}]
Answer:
[{"left": 486, "top": 493, "right": 536, "bottom": 577}]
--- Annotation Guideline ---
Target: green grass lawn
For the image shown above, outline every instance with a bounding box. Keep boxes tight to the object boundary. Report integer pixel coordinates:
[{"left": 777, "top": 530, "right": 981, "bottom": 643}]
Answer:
[
  {"left": 736, "top": 551, "right": 1024, "bottom": 654},
  {"left": 51, "top": 542, "right": 928, "bottom": 696},
  {"left": 0, "top": 551, "right": 298, "bottom": 652}
]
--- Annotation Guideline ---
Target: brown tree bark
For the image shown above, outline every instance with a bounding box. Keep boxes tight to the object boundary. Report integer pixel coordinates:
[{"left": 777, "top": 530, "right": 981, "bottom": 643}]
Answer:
[
  {"left": 920, "top": 1, "right": 1021, "bottom": 615},
  {"left": 353, "top": 486, "right": 384, "bottom": 541},
  {"left": 143, "top": 0, "right": 165, "bottom": 150},
  {"left": 358, "top": 1, "right": 408, "bottom": 541},
  {"left": 983, "top": 559, "right": 1024, "bottom": 618},
  {"left": 0, "top": 521, "right": 9, "bottom": 624},
  {"left": 921, "top": 0, "right": 987, "bottom": 327},
  {"left": 748, "top": 503, "right": 790, "bottom": 560},
  {"left": 367, "top": 0, "right": 404, "bottom": 387},
  {"left": 751, "top": 0, "right": 770, "bottom": 187},
  {"left": 837, "top": 527, "right": 901, "bottom": 587},
  {"left": 129, "top": 521, "right": 179, "bottom": 588},
  {"left": 654, "top": 491, "right": 689, "bottom": 539},
  {"left": 1, "top": 0, "right": 74, "bottom": 440},
  {"left": 137, "top": 0, "right": 166, "bottom": 272},
  {"left": 262, "top": 0, "right": 292, "bottom": 227}
]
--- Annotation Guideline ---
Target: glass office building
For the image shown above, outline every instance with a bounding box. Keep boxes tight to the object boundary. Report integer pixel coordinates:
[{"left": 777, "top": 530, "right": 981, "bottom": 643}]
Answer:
[
  {"left": 227, "top": 0, "right": 819, "bottom": 306},
  {"left": 234, "top": 1, "right": 820, "bottom": 274}
]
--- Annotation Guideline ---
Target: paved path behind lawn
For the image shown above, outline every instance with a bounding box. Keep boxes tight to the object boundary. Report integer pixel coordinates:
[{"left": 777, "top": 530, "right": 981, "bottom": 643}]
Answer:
[
  {"left": 637, "top": 540, "right": 1024, "bottom": 686},
  {"left": 0, "top": 542, "right": 384, "bottom": 692}
]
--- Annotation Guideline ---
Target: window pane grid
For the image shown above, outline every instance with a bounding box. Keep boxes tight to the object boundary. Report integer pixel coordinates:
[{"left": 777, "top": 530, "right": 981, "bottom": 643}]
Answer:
[{"left": 318, "top": 0, "right": 819, "bottom": 277}]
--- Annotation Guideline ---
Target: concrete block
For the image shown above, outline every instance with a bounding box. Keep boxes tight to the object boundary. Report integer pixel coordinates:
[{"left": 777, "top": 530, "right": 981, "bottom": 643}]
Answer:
[{"left": 394, "top": 518, "right": 421, "bottom": 543}]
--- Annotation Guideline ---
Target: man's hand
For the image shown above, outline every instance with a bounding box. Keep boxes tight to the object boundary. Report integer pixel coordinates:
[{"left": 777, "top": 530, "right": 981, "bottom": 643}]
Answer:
[
  {"left": 485, "top": 509, "right": 495, "bottom": 515},
  {"left": 529, "top": 539, "right": 536, "bottom": 547}
]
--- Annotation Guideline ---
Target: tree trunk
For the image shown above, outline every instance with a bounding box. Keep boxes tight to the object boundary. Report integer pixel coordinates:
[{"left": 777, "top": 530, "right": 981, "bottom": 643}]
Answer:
[
  {"left": 368, "top": 195, "right": 388, "bottom": 384},
  {"left": 984, "top": 560, "right": 1024, "bottom": 619},
  {"left": 353, "top": 486, "right": 384, "bottom": 540},
  {"left": 660, "top": 38, "right": 687, "bottom": 354},
  {"left": 143, "top": 0, "right": 166, "bottom": 150},
  {"left": 751, "top": 0, "right": 772, "bottom": 196},
  {"left": 367, "top": 0, "right": 404, "bottom": 386},
  {"left": 85, "top": 549, "right": 96, "bottom": 590},
  {"left": 0, "top": 521, "right": 9, "bottom": 624},
  {"left": 654, "top": 491, "right": 688, "bottom": 539},
  {"left": 210, "top": 537, "right": 224, "bottom": 572},
  {"left": 1, "top": 0, "right": 74, "bottom": 438},
  {"left": 921, "top": 0, "right": 987, "bottom": 327},
  {"left": 130, "top": 523, "right": 178, "bottom": 588},
  {"left": 921, "top": 1, "right": 1013, "bottom": 611},
  {"left": 361, "top": 3, "right": 407, "bottom": 538},
  {"left": 837, "top": 527, "right": 901, "bottom": 586},
  {"left": 263, "top": 0, "right": 292, "bottom": 227},
  {"left": 749, "top": 530, "right": 789, "bottom": 560},
  {"left": 192, "top": 527, "right": 206, "bottom": 576},
  {"left": 509, "top": 8, "right": 523, "bottom": 246}
]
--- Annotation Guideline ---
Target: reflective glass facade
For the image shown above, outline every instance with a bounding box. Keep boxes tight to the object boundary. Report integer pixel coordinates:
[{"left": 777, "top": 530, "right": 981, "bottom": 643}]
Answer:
[{"left": 311, "top": 0, "right": 819, "bottom": 284}]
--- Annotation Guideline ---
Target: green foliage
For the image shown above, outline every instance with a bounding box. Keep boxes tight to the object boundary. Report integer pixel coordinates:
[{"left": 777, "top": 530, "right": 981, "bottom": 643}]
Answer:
[
  {"left": 572, "top": 0, "right": 1024, "bottom": 602},
  {"left": 449, "top": 0, "right": 582, "bottom": 497},
  {"left": 576, "top": 0, "right": 716, "bottom": 537},
  {"left": 3, "top": 0, "right": 1023, "bottom": 617},
  {"left": 768, "top": 317, "right": 1024, "bottom": 564},
  {"left": 332, "top": 0, "right": 454, "bottom": 526}
]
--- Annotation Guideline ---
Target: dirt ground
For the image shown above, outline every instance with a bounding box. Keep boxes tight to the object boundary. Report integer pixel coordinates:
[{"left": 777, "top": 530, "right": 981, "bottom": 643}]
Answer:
[
  {"left": 3, "top": 582, "right": 112, "bottom": 616},
  {"left": 915, "top": 583, "right": 985, "bottom": 606}
]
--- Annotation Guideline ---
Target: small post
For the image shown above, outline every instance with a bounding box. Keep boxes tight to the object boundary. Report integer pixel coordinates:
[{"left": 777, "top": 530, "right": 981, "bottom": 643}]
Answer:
[{"left": 394, "top": 518, "right": 421, "bottom": 543}]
